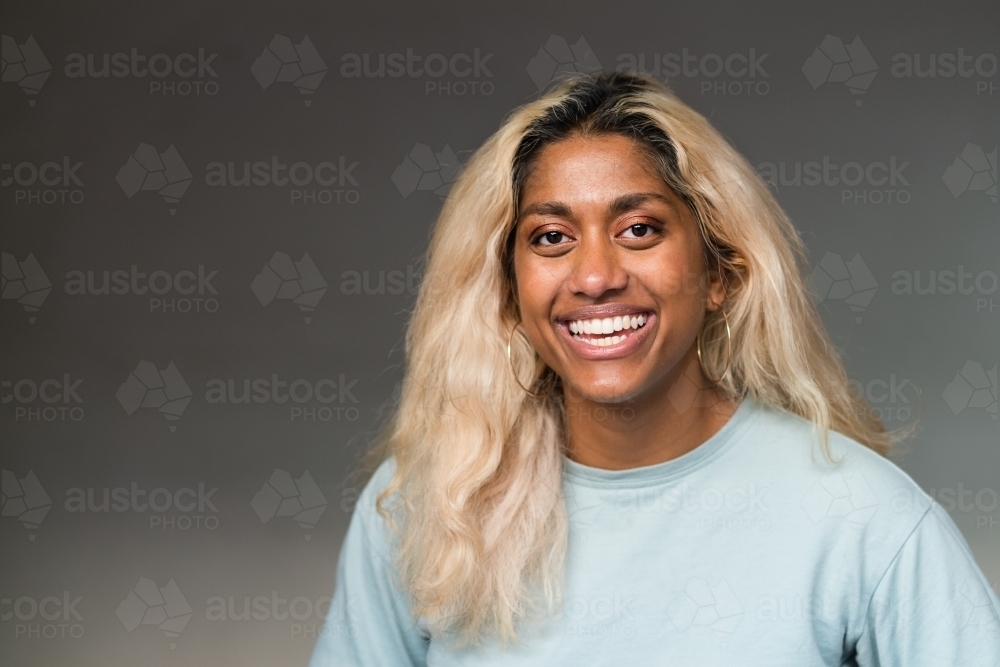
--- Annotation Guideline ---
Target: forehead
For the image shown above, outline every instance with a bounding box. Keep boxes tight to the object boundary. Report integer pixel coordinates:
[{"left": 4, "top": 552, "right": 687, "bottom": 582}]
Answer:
[{"left": 519, "top": 133, "right": 671, "bottom": 204}]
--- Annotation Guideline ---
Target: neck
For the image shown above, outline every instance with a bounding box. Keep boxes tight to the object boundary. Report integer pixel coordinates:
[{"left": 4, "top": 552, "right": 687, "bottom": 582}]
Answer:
[{"left": 562, "top": 347, "right": 738, "bottom": 470}]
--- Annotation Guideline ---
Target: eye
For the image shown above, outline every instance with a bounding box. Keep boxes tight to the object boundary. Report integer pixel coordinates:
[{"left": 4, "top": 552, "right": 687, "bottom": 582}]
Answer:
[
  {"left": 535, "top": 230, "right": 570, "bottom": 246},
  {"left": 620, "top": 223, "right": 655, "bottom": 239}
]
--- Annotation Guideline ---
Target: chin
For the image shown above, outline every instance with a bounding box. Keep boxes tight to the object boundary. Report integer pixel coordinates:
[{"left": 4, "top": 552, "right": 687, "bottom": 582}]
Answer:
[{"left": 561, "top": 374, "right": 644, "bottom": 405}]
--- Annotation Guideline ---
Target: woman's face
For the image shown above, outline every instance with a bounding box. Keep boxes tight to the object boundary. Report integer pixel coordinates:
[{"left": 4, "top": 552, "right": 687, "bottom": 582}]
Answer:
[{"left": 512, "top": 132, "right": 724, "bottom": 404}]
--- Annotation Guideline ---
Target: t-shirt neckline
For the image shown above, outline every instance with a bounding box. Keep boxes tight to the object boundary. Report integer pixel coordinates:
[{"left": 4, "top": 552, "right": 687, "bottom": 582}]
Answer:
[{"left": 561, "top": 395, "right": 760, "bottom": 489}]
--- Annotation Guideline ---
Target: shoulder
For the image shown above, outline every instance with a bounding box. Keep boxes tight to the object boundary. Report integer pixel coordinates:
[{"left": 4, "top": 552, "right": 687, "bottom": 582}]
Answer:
[
  {"left": 345, "top": 456, "right": 400, "bottom": 559},
  {"left": 737, "top": 399, "right": 934, "bottom": 533},
  {"left": 358, "top": 456, "right": 398, "bottom": 507}
]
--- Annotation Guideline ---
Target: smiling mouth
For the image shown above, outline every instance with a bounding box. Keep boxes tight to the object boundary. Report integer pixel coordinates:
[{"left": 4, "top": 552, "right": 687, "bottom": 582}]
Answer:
[{"left": 566, "top": 313, "right": 650, "bottom": 347}]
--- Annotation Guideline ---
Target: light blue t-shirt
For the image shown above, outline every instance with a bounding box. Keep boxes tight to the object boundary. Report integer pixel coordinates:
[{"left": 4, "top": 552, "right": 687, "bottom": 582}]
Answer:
[{"left": 310, "top": 397, "right": 1000, "bottom": 666}]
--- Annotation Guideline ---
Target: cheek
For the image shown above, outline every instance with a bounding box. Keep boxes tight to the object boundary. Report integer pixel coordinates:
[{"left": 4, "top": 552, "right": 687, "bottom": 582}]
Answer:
[
  {"left": 513, "top": 260, "right": 570, "bottom": 359},
  {"left": 634, "top": 249, "right": 708, "bottom": 307},
  {"left": 513, "top": 256, "right": 554, "bottom": 327}
]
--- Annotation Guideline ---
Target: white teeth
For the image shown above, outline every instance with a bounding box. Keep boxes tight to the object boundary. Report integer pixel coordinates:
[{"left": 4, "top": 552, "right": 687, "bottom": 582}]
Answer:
[
  {"left": 567, "top": 313, "right": 649, "bottom": 341},
  {"left": 571, "top": 333, "right": 629, "bottom": 346}
]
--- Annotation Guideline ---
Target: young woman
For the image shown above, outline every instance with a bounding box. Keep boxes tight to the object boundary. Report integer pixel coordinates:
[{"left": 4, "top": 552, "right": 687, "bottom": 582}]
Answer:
[{"left": 310, "top": 73, "right": 1000, "bottom": 665}]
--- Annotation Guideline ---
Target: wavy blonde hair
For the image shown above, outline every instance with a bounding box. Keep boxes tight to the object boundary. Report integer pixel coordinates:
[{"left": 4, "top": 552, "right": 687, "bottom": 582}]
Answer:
[{"left": 369, "top": 72, "right": 894, "bottom": 646}]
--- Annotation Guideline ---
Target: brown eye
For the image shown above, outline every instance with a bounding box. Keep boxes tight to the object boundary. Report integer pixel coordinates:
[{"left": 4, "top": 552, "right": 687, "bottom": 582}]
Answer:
[
  {"left": 537, "top": 231, "right": 568, "bottom": 246},
  {"left": 622, "top": 224, "right": 653, "bottom": 238}
]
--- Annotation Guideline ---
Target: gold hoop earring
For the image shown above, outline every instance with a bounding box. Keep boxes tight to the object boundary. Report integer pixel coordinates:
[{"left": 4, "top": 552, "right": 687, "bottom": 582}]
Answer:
[
  {"left": 696, "top": 309, "right": 732, "bottom": 385},
  {"left": 506, "top": 322, "right": 547, "bottom": 399}
]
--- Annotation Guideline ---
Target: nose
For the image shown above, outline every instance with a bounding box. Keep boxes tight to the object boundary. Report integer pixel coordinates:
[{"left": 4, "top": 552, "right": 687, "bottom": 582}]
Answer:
[{"left": 567, "top": 233, "right": 628, "bottom": 298}]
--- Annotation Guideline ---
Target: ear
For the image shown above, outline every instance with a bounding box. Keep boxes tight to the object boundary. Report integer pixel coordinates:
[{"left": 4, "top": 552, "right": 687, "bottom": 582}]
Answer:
[{"left": 705, "top": 259, "right": 727, "bottom": 311}]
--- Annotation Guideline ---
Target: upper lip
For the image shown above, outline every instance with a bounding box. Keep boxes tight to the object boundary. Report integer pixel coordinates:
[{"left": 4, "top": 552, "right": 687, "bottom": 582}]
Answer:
[{"left": 558, "top": 304, "right": 653, "bottom": 321}]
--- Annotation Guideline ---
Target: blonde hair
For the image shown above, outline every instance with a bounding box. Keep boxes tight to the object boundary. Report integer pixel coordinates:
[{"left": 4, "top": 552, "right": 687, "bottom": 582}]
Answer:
[{"left": 369, "top": 72, "right": 895, "bottom": 646}]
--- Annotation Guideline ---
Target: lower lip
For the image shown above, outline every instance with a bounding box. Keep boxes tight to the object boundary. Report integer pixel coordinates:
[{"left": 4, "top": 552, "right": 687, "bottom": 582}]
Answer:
[{"left": 557, "top": 315, "right": 656, "bottom": 360}]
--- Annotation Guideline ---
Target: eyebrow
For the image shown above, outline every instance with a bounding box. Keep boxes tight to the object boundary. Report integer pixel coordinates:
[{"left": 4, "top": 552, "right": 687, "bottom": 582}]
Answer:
[
  {"left": 519, "top": 192, "right": 673, "bottom": 221},
  {"left": 608, "top": 192, "right": 673, "bottom": 215}
]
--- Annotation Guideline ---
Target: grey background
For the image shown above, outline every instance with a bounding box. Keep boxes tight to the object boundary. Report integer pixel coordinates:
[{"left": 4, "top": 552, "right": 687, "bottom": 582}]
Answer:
[{"left": 2, "top": 1, "right": 997, "bottom": 665}]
